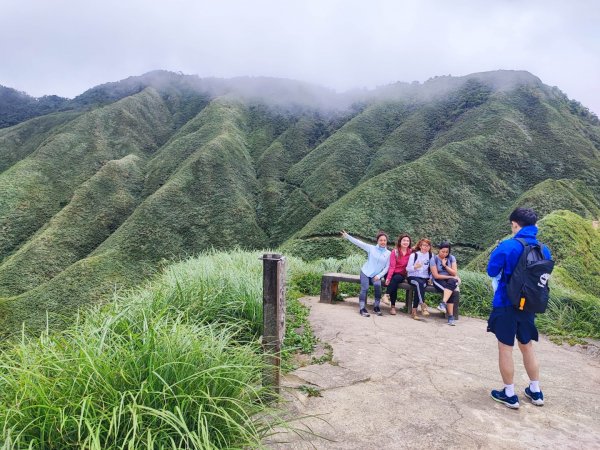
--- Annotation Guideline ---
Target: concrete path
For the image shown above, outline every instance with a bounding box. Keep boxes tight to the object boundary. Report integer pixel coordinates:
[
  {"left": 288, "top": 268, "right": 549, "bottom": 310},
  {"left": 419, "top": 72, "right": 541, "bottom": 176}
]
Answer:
[{"left": 268, "top": 296, "right": 600, "bottom": 449}]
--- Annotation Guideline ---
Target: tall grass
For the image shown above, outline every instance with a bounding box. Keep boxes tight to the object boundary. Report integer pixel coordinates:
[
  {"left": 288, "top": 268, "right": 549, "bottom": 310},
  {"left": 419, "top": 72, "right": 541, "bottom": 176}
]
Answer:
[
  {"left": 454, "top": 271, "right": 494, "bottom": 318},
  {"left": 1, "top": 322, "right": 274, "bottom": 449},
  {"left": 0, "top": 250, "right": 286, "bottom": 449},
  {"left": 155, "top": 250, "right": 265, "bottom": 340},
  {"left": 537, "top": 287, "right": 600, "bottom": 338}
]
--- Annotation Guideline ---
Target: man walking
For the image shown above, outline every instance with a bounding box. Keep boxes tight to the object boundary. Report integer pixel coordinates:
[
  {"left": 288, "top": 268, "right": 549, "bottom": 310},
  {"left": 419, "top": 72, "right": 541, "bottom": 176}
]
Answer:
[{"left": 487, "top": 208, "right": 551, "bottom": 409}]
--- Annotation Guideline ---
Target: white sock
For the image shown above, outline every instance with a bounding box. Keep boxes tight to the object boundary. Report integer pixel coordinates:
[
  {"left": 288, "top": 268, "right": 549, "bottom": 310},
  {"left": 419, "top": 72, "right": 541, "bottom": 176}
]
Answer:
[
  {"left": 504, "top": 384, "right": 515, "bottom": 397},
  {"left": 530, "top": 380, "right": 540, "bottom": 393}
]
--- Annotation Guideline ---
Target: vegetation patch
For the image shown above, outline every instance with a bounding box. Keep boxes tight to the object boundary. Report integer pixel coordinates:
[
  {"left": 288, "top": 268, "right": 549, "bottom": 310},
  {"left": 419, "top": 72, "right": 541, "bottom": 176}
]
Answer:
[
  {"left": 281, "top": 291, "right": 318, "bottom": 372},
  {"left": 298, "top": 385, "right": 323, "bottom": 398},
  {"left": 311, "top": 342, "right": 334, "bottom": 365},
  {"left": 0, "top": 250, "right": 295, "bottom": 448}
]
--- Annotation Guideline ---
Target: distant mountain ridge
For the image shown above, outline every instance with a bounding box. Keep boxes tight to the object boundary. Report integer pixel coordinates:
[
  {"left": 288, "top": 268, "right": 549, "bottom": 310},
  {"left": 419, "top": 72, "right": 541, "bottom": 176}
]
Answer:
[
  {"left": 0, "top": 69, "right": 599, "bottom": 334},
  {"left": 0, "top": 85, "right": 70, "bottom": 128},
  {"left": 1, "top": 71, "right": 351, "bottom": 128}
]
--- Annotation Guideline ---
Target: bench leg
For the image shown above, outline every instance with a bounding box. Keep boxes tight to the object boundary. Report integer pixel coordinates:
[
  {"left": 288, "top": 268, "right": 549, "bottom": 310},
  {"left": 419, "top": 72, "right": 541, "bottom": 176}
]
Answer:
[
  {"left": 404, "top": 289, "right": 413, "bottom": 314},
  {"left": 454, "top": 298, "right": 459, "bottom": 320},
  {"left": 331, "top": 281, "right": 339, "bottom": 302},
  {"left": 320, "top": 277, "right": 332, "bottom": 303}
]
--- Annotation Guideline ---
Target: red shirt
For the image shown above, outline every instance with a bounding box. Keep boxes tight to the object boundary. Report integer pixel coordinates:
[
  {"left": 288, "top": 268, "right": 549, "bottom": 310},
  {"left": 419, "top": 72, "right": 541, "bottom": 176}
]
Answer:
[{"left": 386, "top": 247, "right": 412, "bottom": 283}]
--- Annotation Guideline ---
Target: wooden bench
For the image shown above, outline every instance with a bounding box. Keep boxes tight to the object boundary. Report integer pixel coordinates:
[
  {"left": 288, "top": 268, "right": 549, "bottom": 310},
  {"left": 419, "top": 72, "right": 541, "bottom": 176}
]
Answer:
[{"left": 320, "top": 272, "right": 459, "bottom": 319}]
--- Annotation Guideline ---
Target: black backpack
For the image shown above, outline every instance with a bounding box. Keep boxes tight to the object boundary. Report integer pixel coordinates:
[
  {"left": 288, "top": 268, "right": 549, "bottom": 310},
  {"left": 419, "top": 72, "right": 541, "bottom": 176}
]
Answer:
[{"left": 505, "top": 238, "right": 555, "bottom": 313}]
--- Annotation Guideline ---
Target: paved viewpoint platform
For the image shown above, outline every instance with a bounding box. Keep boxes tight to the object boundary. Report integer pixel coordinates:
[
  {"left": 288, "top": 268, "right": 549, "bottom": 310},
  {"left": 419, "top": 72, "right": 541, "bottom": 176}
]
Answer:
[{"left": 268, "top": 296, "right": 600, "bottom": 449}]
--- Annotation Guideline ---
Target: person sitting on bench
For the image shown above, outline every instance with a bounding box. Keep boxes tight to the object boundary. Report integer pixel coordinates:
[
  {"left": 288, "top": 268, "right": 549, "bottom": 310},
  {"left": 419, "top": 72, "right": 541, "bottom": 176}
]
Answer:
[
  {"left": 406, "top": 238, "right": 433, "bottom": 320},
  {"left": 341, "top": 230, "right": 390, "bottom": 317},
  {"left": 430, "top": 241, "right": 460, "bottom": 326},
  {"left": 384, "top": 233, "right": 412, "bottom": 315}
]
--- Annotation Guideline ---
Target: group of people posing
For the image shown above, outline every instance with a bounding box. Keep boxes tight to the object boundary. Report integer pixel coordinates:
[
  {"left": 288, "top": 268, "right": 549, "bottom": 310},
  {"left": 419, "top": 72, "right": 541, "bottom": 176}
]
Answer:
[
  {"left": 341, "top": 207, "right": 549, "bottom": 409},
  {"left": 341, "top": 230, "right": 459, "bottom": 326}
]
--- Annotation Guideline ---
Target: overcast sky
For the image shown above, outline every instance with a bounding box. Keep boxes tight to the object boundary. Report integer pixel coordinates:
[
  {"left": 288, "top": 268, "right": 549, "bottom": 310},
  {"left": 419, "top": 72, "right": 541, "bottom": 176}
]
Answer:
[{"left": 1, "top": 0, "right": 599, "bottom": 115}]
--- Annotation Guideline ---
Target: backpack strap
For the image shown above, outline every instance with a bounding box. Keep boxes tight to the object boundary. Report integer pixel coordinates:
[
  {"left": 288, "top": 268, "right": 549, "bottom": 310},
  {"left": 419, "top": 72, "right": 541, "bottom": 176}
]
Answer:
[
  {"left": 515, "top": 237, "right": 545, "bottom": 254},
  {"left": 504, "top": 238, "right": 526, "bottom": 284},
  {"left": 515, "top": 237, "right": 528, "bottom": 248}
]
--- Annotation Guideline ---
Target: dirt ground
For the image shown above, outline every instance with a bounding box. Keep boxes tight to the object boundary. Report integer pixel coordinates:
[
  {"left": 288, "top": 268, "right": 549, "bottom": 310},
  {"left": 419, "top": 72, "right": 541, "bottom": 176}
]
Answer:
[{"left": 266, "top": 296, "right": 600, "bottom": 449}]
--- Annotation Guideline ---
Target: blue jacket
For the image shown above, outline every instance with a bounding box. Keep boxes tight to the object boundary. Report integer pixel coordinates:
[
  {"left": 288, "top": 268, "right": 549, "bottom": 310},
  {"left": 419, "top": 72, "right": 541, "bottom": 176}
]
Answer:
[{"left": 487, "top": 225, "right": 552, "bottom": 308}]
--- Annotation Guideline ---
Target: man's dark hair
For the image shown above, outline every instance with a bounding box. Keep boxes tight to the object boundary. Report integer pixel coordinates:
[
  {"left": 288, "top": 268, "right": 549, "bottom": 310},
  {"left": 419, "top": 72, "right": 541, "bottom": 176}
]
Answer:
[{"left": 509, "top": 207, "right": 538, "bottom": 227}]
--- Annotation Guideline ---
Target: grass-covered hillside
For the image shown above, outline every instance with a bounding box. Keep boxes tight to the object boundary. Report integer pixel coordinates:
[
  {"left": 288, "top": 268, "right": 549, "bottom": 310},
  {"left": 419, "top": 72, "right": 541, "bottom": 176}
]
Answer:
[
  {"left": 1, "top": 69, "right": 599, "bottom": 334},
  {"left": 537, "top": 211, "right": 600, "bottom": 297},
  {"left": 284, "top": 81, "right": 600, "bottom": 260}
]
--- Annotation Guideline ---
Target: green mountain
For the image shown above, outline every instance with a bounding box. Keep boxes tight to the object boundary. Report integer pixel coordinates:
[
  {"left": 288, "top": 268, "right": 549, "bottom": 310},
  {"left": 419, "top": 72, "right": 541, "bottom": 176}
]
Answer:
[
  {"left": 1, "top": 70, "right": 599, "bottom": 334},
  {"left": 537, "top": 210, "right": 600, "bottom": 297}
]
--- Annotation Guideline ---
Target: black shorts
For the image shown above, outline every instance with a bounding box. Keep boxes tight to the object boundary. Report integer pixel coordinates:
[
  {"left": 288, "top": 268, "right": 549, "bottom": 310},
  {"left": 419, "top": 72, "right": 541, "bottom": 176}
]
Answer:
[
  {"left": 487, "top": 307, "right": 538, "bottom": 346},
  {"left": 431, "top": 278, "right": 458, "bottom": 292}
]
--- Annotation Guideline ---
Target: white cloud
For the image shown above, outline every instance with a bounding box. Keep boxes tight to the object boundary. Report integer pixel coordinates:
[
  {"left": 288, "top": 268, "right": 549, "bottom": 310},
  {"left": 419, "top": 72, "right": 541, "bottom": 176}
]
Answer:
[{"left": 1, "top": 0, "right": 599, "bottom": 114}]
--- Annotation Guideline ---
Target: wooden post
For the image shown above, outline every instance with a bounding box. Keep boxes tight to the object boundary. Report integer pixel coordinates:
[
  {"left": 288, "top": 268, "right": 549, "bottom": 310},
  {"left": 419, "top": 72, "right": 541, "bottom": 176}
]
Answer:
[
  {"left": 405, "top": 288, "right": 413, "bottom": 314},
  {"left": 261, "top": 253, "right": 286, "bottom": 395}
]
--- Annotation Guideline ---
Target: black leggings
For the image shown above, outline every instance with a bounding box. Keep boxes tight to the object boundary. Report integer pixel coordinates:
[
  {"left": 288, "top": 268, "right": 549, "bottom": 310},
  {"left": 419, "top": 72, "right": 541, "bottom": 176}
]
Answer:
[
  {"left": 408, "top": 276, "right": 429, "bottom": 309},
  {"left": 386, "top": 273, "right": 406, "bottom": 306}
]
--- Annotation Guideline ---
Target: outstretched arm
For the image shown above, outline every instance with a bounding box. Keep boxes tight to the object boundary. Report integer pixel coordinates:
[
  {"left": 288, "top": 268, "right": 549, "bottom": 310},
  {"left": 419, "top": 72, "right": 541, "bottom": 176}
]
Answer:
[{"left": 341, "top": 230, "right": 372, "bottom": 253}]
